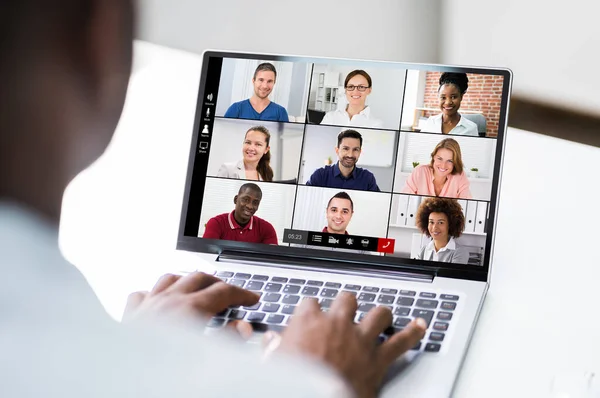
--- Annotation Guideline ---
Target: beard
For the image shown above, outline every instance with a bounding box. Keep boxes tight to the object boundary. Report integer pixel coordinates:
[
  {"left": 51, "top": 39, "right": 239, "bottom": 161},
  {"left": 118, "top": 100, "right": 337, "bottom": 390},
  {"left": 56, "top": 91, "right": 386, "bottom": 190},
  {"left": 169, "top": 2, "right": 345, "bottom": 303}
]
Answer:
[{"left": 340, "top": 157, "right": 357, "bottom": 168}]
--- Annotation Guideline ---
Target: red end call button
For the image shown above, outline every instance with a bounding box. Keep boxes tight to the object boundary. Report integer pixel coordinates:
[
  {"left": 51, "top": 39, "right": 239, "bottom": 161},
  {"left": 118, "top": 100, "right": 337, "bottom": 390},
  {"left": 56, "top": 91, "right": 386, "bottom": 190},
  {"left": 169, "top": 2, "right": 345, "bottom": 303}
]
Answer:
[{"left": 377, "top": 238, "right": 395, "bottom": 254}]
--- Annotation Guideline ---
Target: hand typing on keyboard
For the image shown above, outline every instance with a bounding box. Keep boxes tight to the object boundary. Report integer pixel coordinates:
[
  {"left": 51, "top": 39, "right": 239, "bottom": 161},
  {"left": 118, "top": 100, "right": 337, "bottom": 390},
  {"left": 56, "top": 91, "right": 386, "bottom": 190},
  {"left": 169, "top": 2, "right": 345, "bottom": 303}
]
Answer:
[
  {"left": 271, "top": 292, "right": 427, "bottom": 398},
  {"left": 122, "top": 272, "right": 259, "bottom": 337}
]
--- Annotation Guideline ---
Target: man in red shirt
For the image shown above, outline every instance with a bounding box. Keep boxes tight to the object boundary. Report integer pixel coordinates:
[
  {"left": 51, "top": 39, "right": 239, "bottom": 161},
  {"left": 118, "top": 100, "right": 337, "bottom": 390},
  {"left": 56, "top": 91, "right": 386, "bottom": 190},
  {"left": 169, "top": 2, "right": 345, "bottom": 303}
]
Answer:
[
  {"left": 323, "top": 191, "right": 354, "bottom": 235},
  {"left": 203, "top": 183, "right": 278, "bottom": 244}
]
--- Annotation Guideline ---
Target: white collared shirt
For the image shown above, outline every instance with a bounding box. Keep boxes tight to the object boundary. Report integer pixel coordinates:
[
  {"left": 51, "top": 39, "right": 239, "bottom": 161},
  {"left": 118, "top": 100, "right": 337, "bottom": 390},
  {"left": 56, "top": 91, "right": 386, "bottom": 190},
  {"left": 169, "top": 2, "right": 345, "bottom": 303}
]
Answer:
[
  {"left": 424, "top": 237, "right": 457, "bottom": 262},
  {"left": 420, "top": 113, "right": 479, "bottom": 136},
  {"left": 320, "top": 106, "right": 383, "bottom": 129}
]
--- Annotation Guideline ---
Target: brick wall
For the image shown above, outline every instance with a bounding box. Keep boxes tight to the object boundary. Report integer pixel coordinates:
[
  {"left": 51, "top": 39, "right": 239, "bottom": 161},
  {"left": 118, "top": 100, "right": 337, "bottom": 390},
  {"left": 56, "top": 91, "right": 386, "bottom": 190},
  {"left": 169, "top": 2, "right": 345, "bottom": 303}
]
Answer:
[{"left": 422, "top": 72, "right": 504, "bottom": 137}]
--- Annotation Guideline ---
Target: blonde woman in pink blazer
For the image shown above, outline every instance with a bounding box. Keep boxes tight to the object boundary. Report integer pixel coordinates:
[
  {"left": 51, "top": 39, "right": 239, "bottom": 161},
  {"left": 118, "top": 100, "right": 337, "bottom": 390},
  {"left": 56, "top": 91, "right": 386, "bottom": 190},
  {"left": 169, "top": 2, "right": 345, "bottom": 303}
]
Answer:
[{"left": 402, "top": 138, "right": 472, "bottom": 199}]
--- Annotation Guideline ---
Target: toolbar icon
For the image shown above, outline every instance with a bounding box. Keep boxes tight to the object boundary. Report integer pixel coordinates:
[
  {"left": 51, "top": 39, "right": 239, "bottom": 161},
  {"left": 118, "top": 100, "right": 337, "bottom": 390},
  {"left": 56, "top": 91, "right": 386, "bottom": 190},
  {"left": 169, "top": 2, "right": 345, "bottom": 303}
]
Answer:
[
  {"left": 206, "top": 108, "right": 211, "bottom": 118},
  {"left": 207, "top": 93, "right": 214, "bottom": 102},
  {"left": 199, "top": 142, "right": 209, "bottom": 150},
  {"left": 201, "top": 125, "right": 210, "bottom": 135}
]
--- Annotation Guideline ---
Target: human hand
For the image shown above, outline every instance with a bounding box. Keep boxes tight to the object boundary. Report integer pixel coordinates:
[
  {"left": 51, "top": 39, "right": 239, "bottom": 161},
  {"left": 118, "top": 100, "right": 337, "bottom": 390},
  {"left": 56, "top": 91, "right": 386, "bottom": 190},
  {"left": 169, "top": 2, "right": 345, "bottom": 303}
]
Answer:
[
  {"left": 273, "top": 292, "right": 427, "bottom": 398},
  {"left": 122, "top": 272, "right": 259, "bottom": 337}
]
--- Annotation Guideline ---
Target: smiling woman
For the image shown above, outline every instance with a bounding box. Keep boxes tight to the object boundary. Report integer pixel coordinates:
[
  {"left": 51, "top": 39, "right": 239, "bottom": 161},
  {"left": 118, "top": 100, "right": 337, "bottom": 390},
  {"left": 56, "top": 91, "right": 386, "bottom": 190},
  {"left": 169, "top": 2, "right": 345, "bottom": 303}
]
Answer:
[{"left": 217, "top": 125, "right": 274, "bottom": 181}]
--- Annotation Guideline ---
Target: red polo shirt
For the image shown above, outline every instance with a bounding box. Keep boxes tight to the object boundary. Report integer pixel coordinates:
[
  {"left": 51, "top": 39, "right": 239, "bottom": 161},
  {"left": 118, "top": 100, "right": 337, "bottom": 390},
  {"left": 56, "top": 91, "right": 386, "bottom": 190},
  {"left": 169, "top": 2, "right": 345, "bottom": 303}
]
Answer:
[
  {"left": 322, "top": 227, "right": 349, "bottom": 235},
  {"left": 203, "top": 211, "right": 278, "bottom": 244}
]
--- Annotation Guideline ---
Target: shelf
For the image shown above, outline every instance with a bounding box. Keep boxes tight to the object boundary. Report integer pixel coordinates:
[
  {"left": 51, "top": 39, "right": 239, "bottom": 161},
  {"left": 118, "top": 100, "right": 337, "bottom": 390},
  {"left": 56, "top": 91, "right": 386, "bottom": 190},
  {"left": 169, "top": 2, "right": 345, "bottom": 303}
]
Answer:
[{"left": 388, "top": 224, "right": 487, "bottom": 236}]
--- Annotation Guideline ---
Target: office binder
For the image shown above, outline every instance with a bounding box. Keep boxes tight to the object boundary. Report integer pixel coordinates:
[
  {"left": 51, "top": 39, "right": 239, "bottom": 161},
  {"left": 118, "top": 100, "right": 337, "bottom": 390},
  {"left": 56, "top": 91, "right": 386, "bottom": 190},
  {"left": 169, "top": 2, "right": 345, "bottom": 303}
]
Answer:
[
  {"left": 474, "top": 201, "right": 488, "bottom": 234},
  {"left": 395, "top": 194, "right": 410, "bottom": 226},
  {"left": 464, "top": 200, "right": 477, "bottom": 233},
  {"left": 406, "top": 195, "right": 421, "bottom": 227}
]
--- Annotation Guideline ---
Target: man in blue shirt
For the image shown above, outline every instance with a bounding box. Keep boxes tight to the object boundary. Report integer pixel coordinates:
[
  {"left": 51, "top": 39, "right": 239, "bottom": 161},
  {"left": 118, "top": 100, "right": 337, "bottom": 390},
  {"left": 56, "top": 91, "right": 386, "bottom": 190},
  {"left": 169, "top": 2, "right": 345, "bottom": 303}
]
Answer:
[
  {"left": 306, "top": 130, "right": 380, "bottom": 191},
  {"left": 224, "top": 63, "right": 289, "bottom": 122}
]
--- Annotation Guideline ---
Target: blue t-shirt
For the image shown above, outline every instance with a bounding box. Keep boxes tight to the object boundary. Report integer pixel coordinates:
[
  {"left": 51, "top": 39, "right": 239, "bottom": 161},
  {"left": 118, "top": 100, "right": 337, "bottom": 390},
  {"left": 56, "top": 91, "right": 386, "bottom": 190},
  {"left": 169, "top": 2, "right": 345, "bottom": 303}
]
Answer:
[
  {"left": 224, "top": 99, "right": 289, "bottom": 122},
  {"left": 306, "top": 163, "right": 380, "bottom": 192}
]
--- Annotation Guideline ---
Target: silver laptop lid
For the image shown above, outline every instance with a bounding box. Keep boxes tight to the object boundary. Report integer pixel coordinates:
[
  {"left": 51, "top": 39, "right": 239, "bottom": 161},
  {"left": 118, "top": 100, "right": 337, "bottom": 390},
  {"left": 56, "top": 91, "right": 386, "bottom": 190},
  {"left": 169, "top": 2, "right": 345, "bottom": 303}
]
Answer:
[{"left": 177, "top": 51, "right": 512, "bottom": 283}]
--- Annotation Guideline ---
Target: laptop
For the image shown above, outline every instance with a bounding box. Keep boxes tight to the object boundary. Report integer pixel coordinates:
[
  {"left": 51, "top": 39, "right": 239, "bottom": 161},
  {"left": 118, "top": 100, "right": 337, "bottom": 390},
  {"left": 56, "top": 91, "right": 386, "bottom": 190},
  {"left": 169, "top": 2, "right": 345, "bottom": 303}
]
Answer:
[{"left": 177, "top": 51, "right": 512, "bottom": 397}]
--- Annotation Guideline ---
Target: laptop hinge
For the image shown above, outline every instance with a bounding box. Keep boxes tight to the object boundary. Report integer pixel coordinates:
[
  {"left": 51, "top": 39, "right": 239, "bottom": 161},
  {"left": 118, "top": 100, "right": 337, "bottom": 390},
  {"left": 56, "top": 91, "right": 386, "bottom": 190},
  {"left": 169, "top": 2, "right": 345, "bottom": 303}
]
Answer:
[{"left": 217, "top": 250, "right": 435, "bottom": 284}]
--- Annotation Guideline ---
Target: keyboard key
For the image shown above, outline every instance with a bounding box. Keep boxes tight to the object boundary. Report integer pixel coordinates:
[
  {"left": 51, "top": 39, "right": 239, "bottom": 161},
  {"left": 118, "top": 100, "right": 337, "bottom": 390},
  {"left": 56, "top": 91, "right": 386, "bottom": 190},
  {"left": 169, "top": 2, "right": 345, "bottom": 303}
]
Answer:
[
  {"left": 394, "top": 317, "right": 411, "bottom": 327},
  {"left": 412, "top": 309, "right": 434, "bottom": 326},
  {"left": 301, "top": 286, "right": 320, "bottom": 296},
  {"left": 229, "top": 309, "right": 247, "bottom": 320},
  {"left": 216, "top": 271, "right": 234, "bottom": 278},
  {"left": 399, "top": 290, "right": 416, "bottom": 297},
  {"left": 420, "top": 292, "right": 436, "bottom": 299},
  {"left": 381, "top": 288, "right": 398, "bottom": 295},
  {"left": 363, "top": 286, "right": 380, "bottom": 293},
  {"left": 358, "top": 293, "right": 376, "bottom": 302},
  {"left": 411, "top": 342, "right": 422, "bottom": 351},
  {"left": 249, "top": 323, "right": 286, "bottom": 333},
  {"left": 217, "top": 277, "right": 228, "bottom": 282},
  {"left": 282, "top": 305, "right": 295, "bottom": 315},
  {"left": 245, "top": 281, "right": 264, "bottom": 291},
  {"left": 415, "top": 299, "right": 439, "bottom": 309},
  {"left": 325, "top": 282, "right": 342, "bottom": 288},
  {"left": 283, "top": 284, "right": 301, "bottom": 294},
  {"left": 307, "top": 280, "right": 324, "bottom": 287},
  {"left": 394, "top": 307, "right": 410, "bottom": 316},
  {"left": 437, "top": 312, "right": 453, "bottom": 321},
  {"left": 207, "top": 318, "right": 225, "bottom": 328},
  {"left": 440, "top": 294, "right": 459, "bottom": 301},
  {"left": 433, "top": 322, "right": 449, "bottom": 331},
  {"left": 243, "top": 303, "right": 261, "bottom": 310},
  {"left": 262, "top": 303, "right": 280, "bottom": 313},
  {"left": 378, "top": 305, "right": 393, "bottom": 311},
  {"left": 265, "top": 283, "right": 283, "bottom": 292},
  {"left": 247, "top": 312, "right": 266, "bottom": 322},
  {"left": 228, "top": 279, "right": 246, "bottom": 288},
  {"left": 397, "top": 297, "right": 415, "bottom": 306},
  {"left": 377, "top": 295, "right": 395, "bottom": 305},
  {"left": 286, "top": 316, "right": 293, "bottom": 325},
  {"left": 320, "top": 288, "right": 339, "bottom": 298},
  {"left": 429, "top": 332, "right": 445, "bottom": 342},
  {"left": 271, "top": 276, "right": 288, "bottom": 283},
  {"left": 441, "top": 301, "right": 457, "bottom": 311},
  {"left": 320, "top": 299, "right": 334, "bottom": 309},
  {"left": 234, "top": 273, "right": 252, "bottom": 280},
  {"left": 282, "top": 294, "right": 300, "bottom": 305},
  {"left": 216, "top": 308, "right": 229, "bottom": 317},
  {"left": 251, "top": 275, "right": 269, "bottom": 281},
  {"left": 357, "top": 312, "right": 367, "bottom": 322},
  {"left": 344, "top": 284, "right": 362, "bottom": 291},
  {"left": 266, "top": 314, "right": 285, "bottom": 324},
  {"left": 358, "top": 303, "right": 376, "bottom": 312},
  {"left": 263, "top": 293, "right": 282, "bottom": 303},
  {"left": 289, "top": 278, "right": 306, "bottom": 285},
  {"left": 342, "top": 290, "right": 358, "bottom": 296},
  {"left": 425, "top": 343, "right": 441, "bottom": 352}
]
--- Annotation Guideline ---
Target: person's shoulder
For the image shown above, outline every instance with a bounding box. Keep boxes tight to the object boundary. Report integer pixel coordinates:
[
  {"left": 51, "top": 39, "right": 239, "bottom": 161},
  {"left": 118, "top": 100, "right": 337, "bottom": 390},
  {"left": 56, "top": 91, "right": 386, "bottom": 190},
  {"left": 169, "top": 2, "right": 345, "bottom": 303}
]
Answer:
[
  {"left": 414, "top": 164, "right": 431, "bottom": 175},
  {"left": 356, "top": 166, "right": 375, "bottom": 177},
  {"left": 254, "top": 215, "right": 275, "bottom": 229},
  {"left": 209, "top": 212, "right": 230, "bottom": 223}
]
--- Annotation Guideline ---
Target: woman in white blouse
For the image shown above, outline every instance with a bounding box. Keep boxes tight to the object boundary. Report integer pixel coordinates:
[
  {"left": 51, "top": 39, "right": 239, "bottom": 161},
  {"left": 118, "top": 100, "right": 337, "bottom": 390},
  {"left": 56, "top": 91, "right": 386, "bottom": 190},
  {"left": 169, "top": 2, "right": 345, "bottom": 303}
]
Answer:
[
  {"left": 320, "top": 70, "right": 383, "bottom": 129},
  {"left": 217, "top": 125, "right": 274, "bottom": 181}
]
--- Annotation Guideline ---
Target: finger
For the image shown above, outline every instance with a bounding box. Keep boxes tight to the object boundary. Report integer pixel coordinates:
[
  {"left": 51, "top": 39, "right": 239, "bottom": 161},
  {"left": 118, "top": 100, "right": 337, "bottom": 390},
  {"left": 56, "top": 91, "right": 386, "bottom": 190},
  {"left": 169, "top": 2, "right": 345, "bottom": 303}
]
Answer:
[
  {"left": 262, "top": 331, "right": 282, "bottom": 358},
  {"left": 190, "top": 282, "right": 260, "bottom": 314},
  {"left": 294, "top": 297, "right": 321, "bottom": 317},
  {"left": 167, "top": 272, "right": 221, "bottom": 294},
  {"left": 150, "top": 274, "right": 181, "bottom": 294},
  {"left": 379, "top": 318, "right": 427, "bottom": 365},
  {"left": 225, "top": 320, "right": 254, "bottom": 340},
  {"left": 123, "top": 291, "right": 148, "bottom": 318},
  {"left": 357, "top": 306, "right": 393, "bottom": 340},
  {"left": 328, "top": 291, "right": 358, "bottom": 322}
]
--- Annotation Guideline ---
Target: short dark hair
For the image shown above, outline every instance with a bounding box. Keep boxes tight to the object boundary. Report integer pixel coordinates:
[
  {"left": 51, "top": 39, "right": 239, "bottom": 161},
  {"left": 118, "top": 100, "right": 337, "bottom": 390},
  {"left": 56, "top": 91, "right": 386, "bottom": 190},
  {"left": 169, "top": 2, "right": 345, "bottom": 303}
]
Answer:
[
  {"left": 344, "top": 70, "right": 372, "bottom": 88},
  {"left": 238, "top": 182, "right": 262, "bottom": 197},
  {"left": 337, "top": 129, "right": 363, "bottom": 148},
  {"left": 439, "top": 72, "right": 469, "bottom": 95},
  {"left": 253, "top": 63, "right": 277, "bottom": 80},
  {"left": 416, "top": 197, "right": 465, "bottom": 239},
  {"left": 327, "top": 191, "right": 354, "bottom": 211}
]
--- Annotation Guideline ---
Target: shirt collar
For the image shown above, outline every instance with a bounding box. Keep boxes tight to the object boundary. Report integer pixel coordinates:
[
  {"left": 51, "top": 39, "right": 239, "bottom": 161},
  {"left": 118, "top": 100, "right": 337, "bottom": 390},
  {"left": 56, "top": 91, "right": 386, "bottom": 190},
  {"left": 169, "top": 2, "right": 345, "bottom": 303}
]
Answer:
[
  {"left": 322, "top": 226, "right": 349, "bottom": 235},
  {"left": 426, "top": 237, "right": 456, "bottom": 253},
  {"left": 228, "top": 211, "right": 253, "bottom": 230},
  {"left": 333, "top": 162, "right": 356, "bottom": 179}
]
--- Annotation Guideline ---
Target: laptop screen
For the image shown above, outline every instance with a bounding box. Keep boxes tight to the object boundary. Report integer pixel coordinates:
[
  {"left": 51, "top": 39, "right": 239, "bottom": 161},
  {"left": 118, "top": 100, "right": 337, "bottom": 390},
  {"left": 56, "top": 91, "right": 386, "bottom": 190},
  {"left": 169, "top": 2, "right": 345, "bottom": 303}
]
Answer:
[{"left": 178, "top": 52, "right": 511, "bottom": 277}]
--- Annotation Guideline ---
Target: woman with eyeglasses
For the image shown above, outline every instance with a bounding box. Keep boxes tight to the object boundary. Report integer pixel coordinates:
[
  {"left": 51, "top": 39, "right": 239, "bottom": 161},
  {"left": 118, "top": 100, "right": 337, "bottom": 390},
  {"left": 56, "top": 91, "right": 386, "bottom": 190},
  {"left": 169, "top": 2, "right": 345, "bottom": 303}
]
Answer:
[{"left": 320, "top": 70, "right": 383, "bottom": 128}]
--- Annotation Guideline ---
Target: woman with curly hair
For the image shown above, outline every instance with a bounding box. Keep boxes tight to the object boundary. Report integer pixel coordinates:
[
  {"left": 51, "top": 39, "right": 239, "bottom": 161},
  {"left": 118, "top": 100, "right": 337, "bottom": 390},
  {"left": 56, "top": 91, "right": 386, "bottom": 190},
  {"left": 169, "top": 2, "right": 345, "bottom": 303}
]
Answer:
[{"left": 415, "top": 197, "right": 470, "bottom": 264}]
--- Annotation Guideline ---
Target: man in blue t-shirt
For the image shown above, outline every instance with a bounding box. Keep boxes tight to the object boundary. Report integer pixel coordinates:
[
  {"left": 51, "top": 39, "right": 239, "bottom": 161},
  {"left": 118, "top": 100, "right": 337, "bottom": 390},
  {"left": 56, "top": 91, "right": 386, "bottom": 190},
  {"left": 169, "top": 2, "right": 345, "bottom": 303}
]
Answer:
[
  {"left": 224, "top": 62, "right": 289, "bottom": 122},
  {"left": 306, "top": 129, "right": 380, "bottom": 192}
]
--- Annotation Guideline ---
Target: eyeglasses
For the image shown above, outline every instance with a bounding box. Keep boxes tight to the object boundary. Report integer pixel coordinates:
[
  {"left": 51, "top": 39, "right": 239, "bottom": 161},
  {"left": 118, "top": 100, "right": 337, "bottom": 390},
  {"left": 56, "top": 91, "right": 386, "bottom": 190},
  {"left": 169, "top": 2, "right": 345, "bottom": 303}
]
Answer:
[{"left": 345, "top": 85, "right": 370, "bottom": 92}]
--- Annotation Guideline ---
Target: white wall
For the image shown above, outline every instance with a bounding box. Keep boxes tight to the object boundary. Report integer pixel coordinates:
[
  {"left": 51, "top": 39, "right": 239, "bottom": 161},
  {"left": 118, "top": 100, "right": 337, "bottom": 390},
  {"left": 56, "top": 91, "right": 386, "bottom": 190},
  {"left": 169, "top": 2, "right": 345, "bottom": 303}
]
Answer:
[
  {"left": 207, "top": 118, "right": 303, "bottom": 181},
  {"left": 440, "top": 0, "right": 600, "bottom": 116},
  {"left": 292, "top": 186, "right": 391, "bottom": 238},
  {"left": 136, "top": 0, "right": 441, "bottom": 64}
]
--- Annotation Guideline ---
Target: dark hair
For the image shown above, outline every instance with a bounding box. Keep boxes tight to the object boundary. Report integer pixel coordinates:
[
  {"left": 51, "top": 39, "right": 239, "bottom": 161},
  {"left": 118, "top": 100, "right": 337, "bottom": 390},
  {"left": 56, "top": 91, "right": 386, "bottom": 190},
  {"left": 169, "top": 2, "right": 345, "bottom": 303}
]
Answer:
[
  {"left": 438, "top": 72, "right": 469, "bottom": 95},
  {"left": 337, "top": 129, "right": 363, "bottom": 148},
  {"left": 327, "top": 191, "right": 354, "bottom": 211},
  {"left": 344, "top": 70, "right": 372, "bottom": 88},
  {"left": 429, "top": 138, "right": 464, "bottom": 175},
  {"left": 238, "top": 182, "right": 262, "bottom": 197},
  {"left": 244, "top": 126, "right": 273, "bottom": 182},
  {"left": 253, "top": 62, "right": 277, "bottom": 80},
  {"left": 416, "top": 197, "right": 465, "bottom": 239}
]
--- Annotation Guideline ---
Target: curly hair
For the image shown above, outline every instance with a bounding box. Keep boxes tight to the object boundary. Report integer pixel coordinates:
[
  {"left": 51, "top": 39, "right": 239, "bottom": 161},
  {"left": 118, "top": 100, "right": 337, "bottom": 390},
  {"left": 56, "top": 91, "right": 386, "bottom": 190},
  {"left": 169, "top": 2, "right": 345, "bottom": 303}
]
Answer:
[
  {"left": 416, "top": 197, "right": 465, "bottom": 239},
  {"left": 439, "top": 72, "right": 469, "bottom": 95},
  {"left": 429, "top": 138, "right": 464, "bottom": 175}
]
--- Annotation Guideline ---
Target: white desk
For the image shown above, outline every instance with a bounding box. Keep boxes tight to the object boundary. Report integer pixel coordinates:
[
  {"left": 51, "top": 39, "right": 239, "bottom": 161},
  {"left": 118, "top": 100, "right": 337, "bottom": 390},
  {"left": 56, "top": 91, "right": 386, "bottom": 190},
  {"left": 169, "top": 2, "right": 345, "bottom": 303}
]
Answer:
[{"left": 59, "top": 41, "right": 600, "bottom": 397}]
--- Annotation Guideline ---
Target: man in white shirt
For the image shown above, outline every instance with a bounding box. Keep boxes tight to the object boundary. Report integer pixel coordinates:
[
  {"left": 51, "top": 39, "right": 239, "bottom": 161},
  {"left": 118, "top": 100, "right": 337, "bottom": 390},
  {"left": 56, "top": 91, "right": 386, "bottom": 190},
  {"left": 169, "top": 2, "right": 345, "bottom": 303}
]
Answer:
[{"left": 0, "top": 1, "right": 425, "bottom": 398}]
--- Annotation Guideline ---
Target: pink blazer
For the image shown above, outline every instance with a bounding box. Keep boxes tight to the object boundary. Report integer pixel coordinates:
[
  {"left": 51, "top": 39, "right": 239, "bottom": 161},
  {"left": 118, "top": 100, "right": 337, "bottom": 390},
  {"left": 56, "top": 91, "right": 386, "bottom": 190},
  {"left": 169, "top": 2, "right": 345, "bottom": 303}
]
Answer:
[{"left": 401, "top": 165, "right": 472, "bottom": 199}]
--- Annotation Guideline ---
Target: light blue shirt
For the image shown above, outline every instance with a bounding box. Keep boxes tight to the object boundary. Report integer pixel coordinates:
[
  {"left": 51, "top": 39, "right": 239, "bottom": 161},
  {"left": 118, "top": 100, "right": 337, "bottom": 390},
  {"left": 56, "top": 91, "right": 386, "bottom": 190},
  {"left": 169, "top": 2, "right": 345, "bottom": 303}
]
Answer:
[{"left": 224, "top": 99, "right": 289, "bottom": 122}]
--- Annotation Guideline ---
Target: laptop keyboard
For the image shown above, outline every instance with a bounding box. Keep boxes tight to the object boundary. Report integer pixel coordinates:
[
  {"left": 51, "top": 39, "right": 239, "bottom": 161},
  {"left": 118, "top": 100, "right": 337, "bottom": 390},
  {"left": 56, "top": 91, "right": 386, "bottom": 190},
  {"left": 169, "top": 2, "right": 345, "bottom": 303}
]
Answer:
[{"left": 208, "top": 271, "right": 459, "bottom": 353}]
